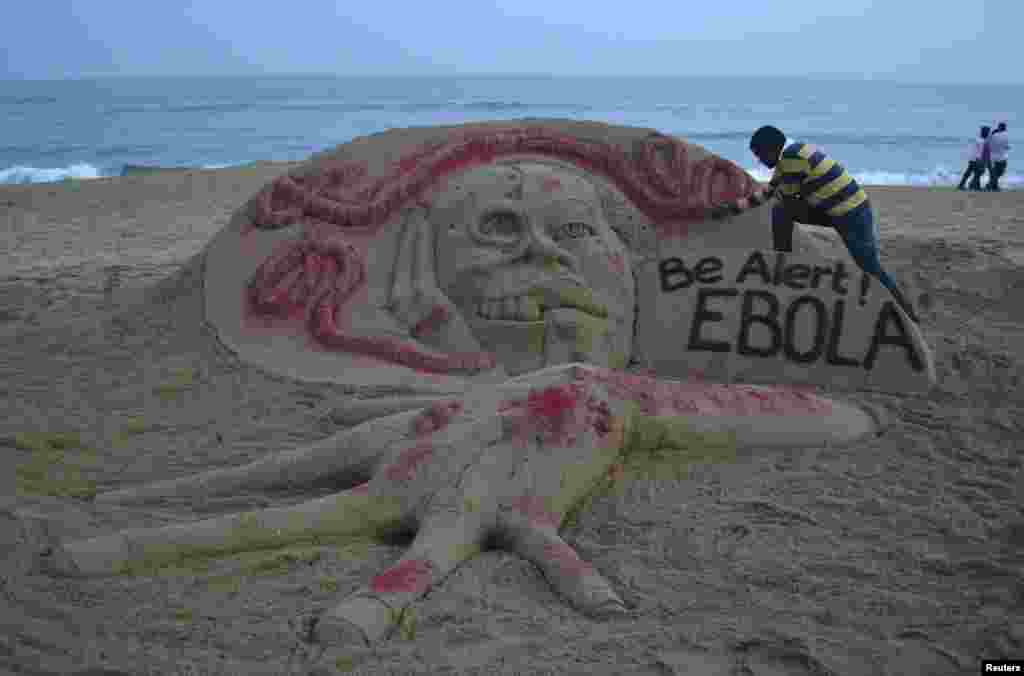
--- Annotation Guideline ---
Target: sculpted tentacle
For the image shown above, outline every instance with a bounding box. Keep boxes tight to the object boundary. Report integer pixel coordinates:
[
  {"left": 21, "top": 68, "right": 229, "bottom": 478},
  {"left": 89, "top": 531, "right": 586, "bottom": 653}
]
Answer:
[
  {"left": 94, "top": 408, "right": 426, "bottom": 505},
  {"left": 313, "top": 510, "right": 486, "bottom": 645},
  {"left": 501, "top": 514, "right": 627, "bottom": 617},
  {"left": 44, "top": 487, "right": 404, "bottom": 577}
]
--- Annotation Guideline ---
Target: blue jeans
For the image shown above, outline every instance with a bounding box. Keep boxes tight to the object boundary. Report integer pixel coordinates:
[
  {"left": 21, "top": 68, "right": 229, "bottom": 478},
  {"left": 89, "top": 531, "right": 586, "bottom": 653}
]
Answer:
[{"left": 772, "top": 200, "right": 900, "bottom": 294}]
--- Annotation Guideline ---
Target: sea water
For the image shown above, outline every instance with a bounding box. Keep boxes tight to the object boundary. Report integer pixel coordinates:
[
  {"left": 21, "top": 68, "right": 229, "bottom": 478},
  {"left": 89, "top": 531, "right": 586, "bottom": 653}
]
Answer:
[{"left": 2, "top": 75, "right": 1021, "bottom": 187}]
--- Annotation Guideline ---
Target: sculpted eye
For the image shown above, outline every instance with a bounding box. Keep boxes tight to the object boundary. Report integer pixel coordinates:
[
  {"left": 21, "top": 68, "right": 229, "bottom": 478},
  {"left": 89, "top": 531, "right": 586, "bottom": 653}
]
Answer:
[
  {"left": 477, "top": 210, "right": 522, "bottom": 240},
  {"left": 554, "top": 221, "right": 595, "bottom": 241}
]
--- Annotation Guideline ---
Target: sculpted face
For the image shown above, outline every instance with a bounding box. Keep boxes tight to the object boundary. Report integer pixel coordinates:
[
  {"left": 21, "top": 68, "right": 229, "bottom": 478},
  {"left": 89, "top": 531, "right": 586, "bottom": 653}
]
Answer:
[{"left": 432, "top": 162, "right": 636, "bottom": 376}]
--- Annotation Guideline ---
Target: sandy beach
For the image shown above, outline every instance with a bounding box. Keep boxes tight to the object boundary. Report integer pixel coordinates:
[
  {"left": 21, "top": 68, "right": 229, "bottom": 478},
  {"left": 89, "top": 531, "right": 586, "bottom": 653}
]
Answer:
[{"left": 0, "top": 165, "right": 1021, "bottom": 675}]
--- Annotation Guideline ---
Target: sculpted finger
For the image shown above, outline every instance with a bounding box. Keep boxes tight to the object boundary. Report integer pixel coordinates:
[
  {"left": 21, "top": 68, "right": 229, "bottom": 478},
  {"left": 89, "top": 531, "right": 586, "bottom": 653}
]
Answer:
[
  {"left": 314, "top": 510, "right": 483, "bottom": 645},
  {"left": 506, "top": 522, "right": 626, "bottom": 617}
]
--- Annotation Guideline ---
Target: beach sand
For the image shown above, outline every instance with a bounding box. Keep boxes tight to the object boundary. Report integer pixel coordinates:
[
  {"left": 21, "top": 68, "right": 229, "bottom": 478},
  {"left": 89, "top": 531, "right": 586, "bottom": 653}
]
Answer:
[{"left": 0, "top": 168, "right": 1022, "bottom": 675}]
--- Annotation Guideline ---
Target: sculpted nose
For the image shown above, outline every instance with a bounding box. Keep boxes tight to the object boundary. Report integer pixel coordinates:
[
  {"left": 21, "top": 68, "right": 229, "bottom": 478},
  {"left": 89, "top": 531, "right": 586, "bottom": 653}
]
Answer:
[{"left": 523, "top": 219, "right": 579, "bottom": 274}]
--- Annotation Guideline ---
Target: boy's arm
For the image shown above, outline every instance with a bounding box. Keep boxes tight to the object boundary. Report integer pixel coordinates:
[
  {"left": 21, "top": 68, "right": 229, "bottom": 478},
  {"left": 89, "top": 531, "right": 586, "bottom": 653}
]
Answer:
[{"left": 769, "top": 164, "right": 804, "bottom": 201}]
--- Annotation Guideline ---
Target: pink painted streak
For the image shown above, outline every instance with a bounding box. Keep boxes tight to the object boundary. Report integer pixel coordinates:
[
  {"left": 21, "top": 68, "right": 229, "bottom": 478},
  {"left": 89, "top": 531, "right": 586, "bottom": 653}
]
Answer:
[
  {"left": 371, "top": 558, "right": 434, "bottom": 594},
  {"left": 587, "top": 368, "right": 833, "bottom": 416},
  {"left": 246, "top": 233, "right": 494, "bottom": 374},
  {"left": 500, "top": 384, "right": 589, "bottom": 446},
  {"left": 383, "top": 443, "right": 434, "bottom": 481},
  {"left": 541, "top": 176, "right": 563, "bottom": 192},
  {"left": 246, "top": 127, "right": 757, "bottom": 239},
  {"left": 411, "top": 304, "right": 450, "bottom": 338},
  {"left": 412, "top": 400, "right": 464, "bottom": 436},
  {"left": 527, "top": 384, "right": 583, "bottom": 421},
  {"left": 585, "top": 396, "right": 613, "bottom": 438},
  {"left": 543, "top": 542, "right": 594, "bottom": 577},
  {"left": 247, "top": 233, "right": 364, "bottom": 322},
  {"left": 510, "top": 495, "right": 561, "bottom": 529},
  {"left": 607, "top": 252, "right": 626, "bottom": 276}
]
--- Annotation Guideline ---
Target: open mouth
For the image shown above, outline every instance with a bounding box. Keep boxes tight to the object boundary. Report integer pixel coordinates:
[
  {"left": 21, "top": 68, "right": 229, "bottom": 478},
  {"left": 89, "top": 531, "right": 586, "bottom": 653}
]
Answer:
[{"left": 472, "top": 288, "right": 609, "bottom": 323}]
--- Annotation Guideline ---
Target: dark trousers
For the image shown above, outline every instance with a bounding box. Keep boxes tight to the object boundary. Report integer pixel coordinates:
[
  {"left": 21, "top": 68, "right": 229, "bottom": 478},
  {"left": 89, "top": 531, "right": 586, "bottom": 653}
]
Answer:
[
  {"left": 771, "top": 199, "right": 919, "bottom": 322},
  {"left": 987, "top": 160, "right": 1007, "bottom": 191},
  {"left": 958, "top": 160, "right": 987, "bottom": 190}
]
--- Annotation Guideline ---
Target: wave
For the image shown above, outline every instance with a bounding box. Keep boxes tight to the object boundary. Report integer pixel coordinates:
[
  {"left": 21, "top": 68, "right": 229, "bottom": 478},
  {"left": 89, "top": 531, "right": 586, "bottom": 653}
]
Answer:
[
  {"left": 745, "top": 165, "right": 1024, "bottom": 188},
  {"left": 688, "top": 130, "right": 966, "bottom": 146},
  {"left": 0, "top": 161, "right": 250, "bottom": 183},
  {"left": 97, "top": 99, "right": 596, "bottom": 116},
  {"left": 0, "top": 163, "right": 102, "bottom": 184}
]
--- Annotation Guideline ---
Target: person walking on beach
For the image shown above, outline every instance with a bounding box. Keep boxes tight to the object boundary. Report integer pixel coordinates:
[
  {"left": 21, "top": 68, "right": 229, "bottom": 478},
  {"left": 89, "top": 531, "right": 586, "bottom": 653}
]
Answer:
[
  {"left": 958, "top": 125, "right": 990, "bottom": 191},
  {"left": 986, "top": 122, "right": 1010, "bottom": 191},
  {"left": 749, "top": 125, "right": 920, "bottom": 324}
]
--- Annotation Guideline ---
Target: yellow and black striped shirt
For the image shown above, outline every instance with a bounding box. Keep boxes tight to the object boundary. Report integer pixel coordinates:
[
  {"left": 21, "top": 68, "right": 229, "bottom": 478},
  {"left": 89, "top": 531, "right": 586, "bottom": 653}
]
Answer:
[{"left": 770, "top": 142, "right": 867, "bottom": 218}]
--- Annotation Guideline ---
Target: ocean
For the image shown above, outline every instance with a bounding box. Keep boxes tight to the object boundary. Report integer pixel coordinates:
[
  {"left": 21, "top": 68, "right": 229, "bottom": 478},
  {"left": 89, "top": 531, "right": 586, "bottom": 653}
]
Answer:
[{"left": 2, "top": 75, "right": 1021, "bottom": 188}]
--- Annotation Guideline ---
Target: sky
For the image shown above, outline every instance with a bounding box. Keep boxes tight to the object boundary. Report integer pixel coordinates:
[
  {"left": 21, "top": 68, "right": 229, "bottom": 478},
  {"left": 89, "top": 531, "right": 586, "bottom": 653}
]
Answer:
[{"left": 2, "top": 1, "right": 1020, "bottom": 84}]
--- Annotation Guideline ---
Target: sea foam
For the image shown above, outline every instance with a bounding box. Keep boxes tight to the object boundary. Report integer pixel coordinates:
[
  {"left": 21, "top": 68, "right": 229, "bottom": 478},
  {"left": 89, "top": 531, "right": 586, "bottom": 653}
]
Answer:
[
  {"left": 0, "top": 163, "right": 102, "bottom": 184},
  {"left": 745, "top": 165, "right": 1023, "bottom": 188}
]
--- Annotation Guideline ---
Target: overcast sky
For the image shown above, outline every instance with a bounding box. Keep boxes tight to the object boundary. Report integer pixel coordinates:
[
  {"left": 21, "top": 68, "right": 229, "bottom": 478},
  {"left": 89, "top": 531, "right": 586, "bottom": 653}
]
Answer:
[{"left": 3, "top": 1, "right": 1018, "bottom": 84}]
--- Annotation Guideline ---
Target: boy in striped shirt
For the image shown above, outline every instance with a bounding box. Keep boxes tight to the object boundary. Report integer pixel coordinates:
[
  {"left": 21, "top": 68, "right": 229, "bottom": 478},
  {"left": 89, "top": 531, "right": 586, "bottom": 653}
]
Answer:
[{"left": 749, "top": 125, "right": 919, "bottom": 324}]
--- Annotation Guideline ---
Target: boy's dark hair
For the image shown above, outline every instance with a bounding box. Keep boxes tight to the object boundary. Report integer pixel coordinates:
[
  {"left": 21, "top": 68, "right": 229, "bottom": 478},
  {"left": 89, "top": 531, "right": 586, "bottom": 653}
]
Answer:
[
  {"left": 996, "top": 122, "right": 1007, "bottom": 132},
  {"left": 982, "top": 125, "right": 991, "bottom": 138},
  {"left": 750, "top": 125, "right": 787, "bottom": 154}
]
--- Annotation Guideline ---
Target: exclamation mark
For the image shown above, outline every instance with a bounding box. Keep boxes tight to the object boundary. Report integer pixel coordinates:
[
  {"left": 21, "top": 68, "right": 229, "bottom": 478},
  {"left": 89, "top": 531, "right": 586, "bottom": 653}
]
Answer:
[{"left": 859, "top": 273, "right": 871, "bottom": 306}]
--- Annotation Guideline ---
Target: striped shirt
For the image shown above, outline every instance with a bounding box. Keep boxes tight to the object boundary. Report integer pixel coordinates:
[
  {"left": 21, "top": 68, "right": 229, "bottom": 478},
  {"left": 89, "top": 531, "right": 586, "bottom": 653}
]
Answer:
[{"left": 770, "top": 142, "right": 868, "bottom": 218}]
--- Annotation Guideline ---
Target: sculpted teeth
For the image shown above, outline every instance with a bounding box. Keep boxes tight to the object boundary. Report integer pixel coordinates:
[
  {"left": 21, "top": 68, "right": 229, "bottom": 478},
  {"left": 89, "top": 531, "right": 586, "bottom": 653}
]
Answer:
[
  {"left": 514, "top": 296, "right": 528, "bottom": 321},
  {"left": 503, "top": 297, "right": 517, "bottom": 320},
  {"left": 521, "top": 296, "right": 541, "bottom": 321},
  {"left": 474, "top": 294, "right": 583, "bottom": 321}
]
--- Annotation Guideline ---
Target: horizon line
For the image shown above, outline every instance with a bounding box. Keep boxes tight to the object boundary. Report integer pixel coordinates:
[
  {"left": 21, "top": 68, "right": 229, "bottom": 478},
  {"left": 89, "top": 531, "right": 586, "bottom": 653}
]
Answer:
[{"left": 3, "top": 72, "right": 1023, "bottom": 88}]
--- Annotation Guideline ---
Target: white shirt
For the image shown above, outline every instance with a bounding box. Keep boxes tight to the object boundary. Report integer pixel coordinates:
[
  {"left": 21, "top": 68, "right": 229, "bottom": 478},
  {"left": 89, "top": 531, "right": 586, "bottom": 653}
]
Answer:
[{"left": 989, "top": 131, "right": 1010, "bottom": 162}]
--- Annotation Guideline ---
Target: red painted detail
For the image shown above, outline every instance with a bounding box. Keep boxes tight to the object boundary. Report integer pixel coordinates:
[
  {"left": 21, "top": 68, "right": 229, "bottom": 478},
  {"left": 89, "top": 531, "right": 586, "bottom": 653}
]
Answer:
[
  {"left": 246, "top": 230, "right": 494, "bottom": 374},
  {"left": 311, "top": 323, "right": 495, "bottom": 374},
  {"left": 383, "top": 443, "right": 435, "bottom": 481},
  {"left": 608, "top": 463, "right": 625, "bottom": 482},
  {"left": 371, "top": 558, "right": 434, "bottom": 594},
  {"left": 245, "top": 127, "right": 757, "bottom": 239},
  {"left": 543, "top": 541, "right": 594, "bottom": 577},
  {"left": 527, "top": 385, "right": 580, "bottom": 420},
  {"left": 541, "top": 176, "right": 563, "bottom": 192},
  {"left": 510, "top": 495, "right": 561, "bottom": 529},
  {"left": 500, "top": 384, "right": 592, "bottom": 447},
  {"left": 411, "top": 399, "right": 464, "bottom": 436},
  {"left": 247, "top": 231, "right": 365, "bottom": 322},
  {"left": 587, "top": 367, "right": 833, "bottom": 416},
  {"left": 583, "top": 395, "right": 613, "bottom": 438},
  {"left": 607, "top": 252, "right": 626, "bottom": 276},
  {"left": 350, "top": 482, "right": 371, "bottom": 494},
  {"left": 411, "top": 304, "right": 451, "bottom": 338}
]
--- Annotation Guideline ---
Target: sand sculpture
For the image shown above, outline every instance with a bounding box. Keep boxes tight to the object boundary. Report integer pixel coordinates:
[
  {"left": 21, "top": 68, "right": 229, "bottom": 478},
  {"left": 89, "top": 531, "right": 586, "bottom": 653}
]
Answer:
[{"left": 38, "top": 120, "right": 936, "bottom": 646}]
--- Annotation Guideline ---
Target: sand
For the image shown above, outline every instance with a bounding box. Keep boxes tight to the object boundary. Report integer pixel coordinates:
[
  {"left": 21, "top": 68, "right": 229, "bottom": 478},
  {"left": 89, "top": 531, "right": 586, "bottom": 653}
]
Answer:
[{"left": 0, "top": 167, "right": 1021, "bottom": 675}]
